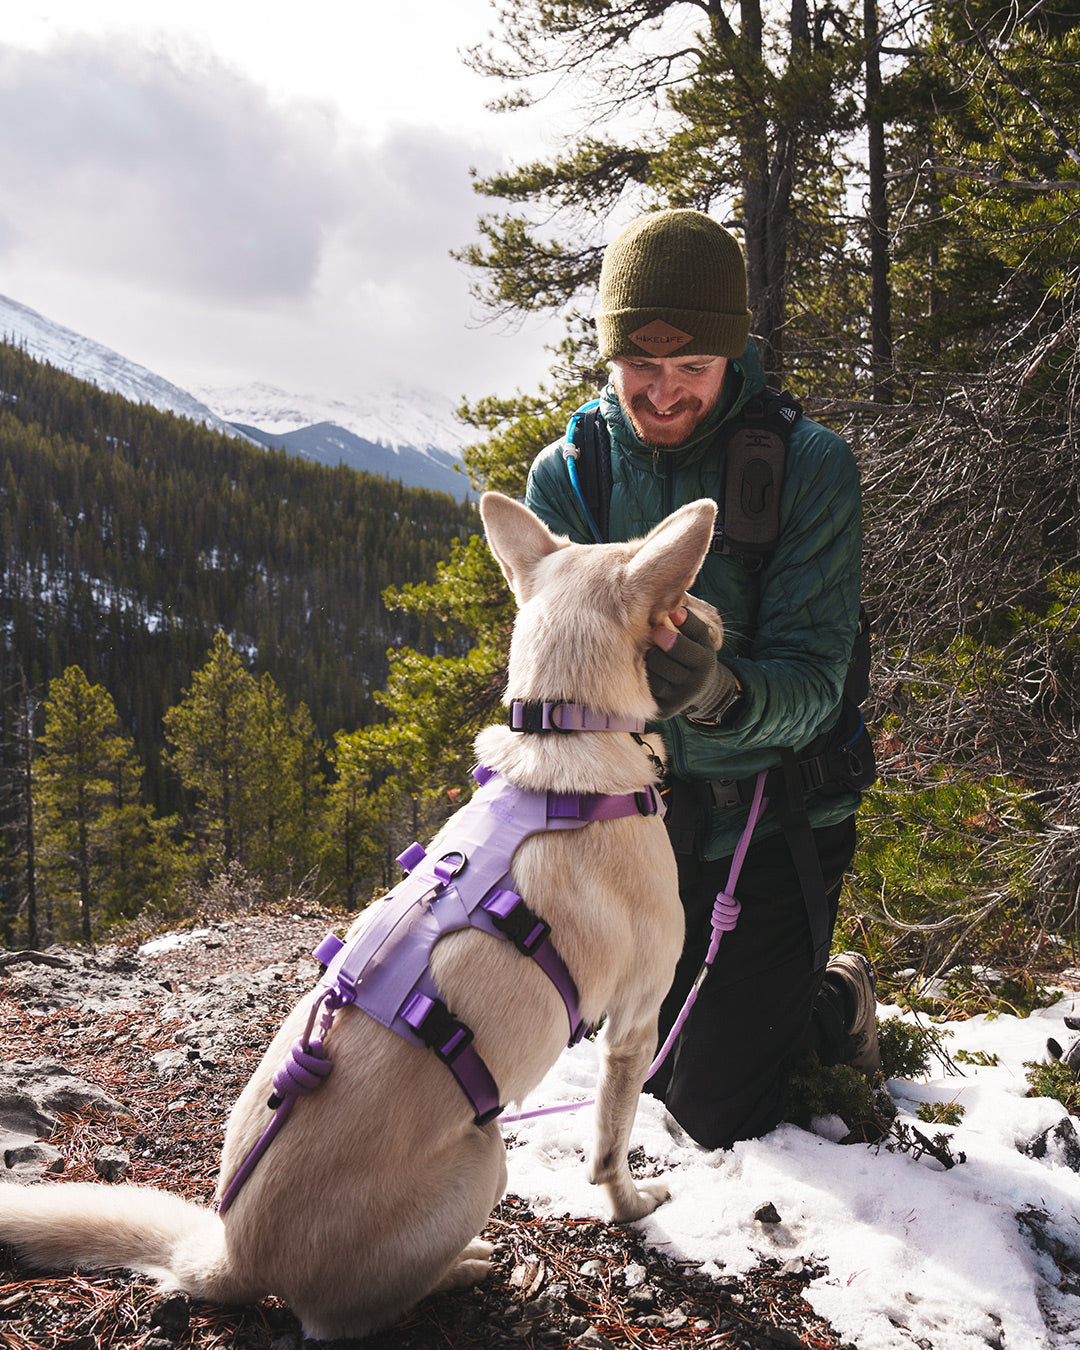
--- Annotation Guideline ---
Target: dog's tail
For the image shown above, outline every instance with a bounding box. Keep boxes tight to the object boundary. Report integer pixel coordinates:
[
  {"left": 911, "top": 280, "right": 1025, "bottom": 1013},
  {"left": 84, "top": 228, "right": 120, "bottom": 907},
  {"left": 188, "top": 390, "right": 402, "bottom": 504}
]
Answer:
[{"left": 0, "top": 1183, "right": 262, "bottom": 1304}]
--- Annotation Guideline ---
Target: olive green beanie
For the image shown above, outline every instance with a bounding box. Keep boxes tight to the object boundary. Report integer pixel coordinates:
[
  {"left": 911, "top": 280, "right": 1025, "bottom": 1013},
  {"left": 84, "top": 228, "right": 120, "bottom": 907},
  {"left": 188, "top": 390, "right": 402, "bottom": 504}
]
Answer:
[{"left": 596, "top": 209, "right": 751, "bottom": 360}]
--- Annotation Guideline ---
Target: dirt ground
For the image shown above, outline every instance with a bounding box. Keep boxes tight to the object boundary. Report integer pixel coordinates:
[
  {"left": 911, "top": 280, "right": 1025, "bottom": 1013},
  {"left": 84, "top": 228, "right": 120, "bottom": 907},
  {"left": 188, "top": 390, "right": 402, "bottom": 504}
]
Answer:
[{"left": 0, "top": 907, "right": 851, "bottom": 1350}]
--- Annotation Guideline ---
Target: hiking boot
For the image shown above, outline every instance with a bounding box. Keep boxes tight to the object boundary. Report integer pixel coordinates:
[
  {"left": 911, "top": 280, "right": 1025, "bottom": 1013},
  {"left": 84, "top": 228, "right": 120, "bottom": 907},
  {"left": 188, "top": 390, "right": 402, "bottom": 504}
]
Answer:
[
  {"left": 826, "top": 952, "right": 881, "bottom": 1078},
  {"left": 1047, "top": 1017, "right": 1080, "bottom": 1073}
]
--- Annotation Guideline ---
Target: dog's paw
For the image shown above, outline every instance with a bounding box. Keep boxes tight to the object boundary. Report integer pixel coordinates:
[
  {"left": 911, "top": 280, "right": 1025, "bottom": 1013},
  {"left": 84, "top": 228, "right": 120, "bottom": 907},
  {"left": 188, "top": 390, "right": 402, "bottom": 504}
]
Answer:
[
  {"left": 434, "top": 1248, "right": 494, "bottom": 1293},
  {"left": 609, "top": 1178, "right": 670, "bottom": 1223}
]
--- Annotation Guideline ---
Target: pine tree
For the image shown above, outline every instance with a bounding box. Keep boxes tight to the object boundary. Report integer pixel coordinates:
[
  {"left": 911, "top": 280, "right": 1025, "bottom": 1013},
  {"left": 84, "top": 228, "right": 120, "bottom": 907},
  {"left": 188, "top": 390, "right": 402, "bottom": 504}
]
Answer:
[
  {"left": 34, "top": 666, "right": 165, "bottom": 943},
  {"left": 0, "top": 671, "right": 40, "bottom": 947},
  {"left": 163, "top": 631, "right": 260, "bottom": 869},
  {"left": 460, "top": 0, "right": 865, "bottom": 385},
  {"left": 163, "top": 632, "right": 327, "bottom": 895}
]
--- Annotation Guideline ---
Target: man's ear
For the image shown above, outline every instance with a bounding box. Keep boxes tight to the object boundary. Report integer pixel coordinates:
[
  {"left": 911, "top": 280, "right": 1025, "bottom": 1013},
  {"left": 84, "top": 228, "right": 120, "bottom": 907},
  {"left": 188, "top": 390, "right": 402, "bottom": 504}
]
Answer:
[
  {"left": 626, "top": 499, "right": 718, "bottom": 616},
  {"left": 480, "top": 492, "right": 567, "bottom": 600}
]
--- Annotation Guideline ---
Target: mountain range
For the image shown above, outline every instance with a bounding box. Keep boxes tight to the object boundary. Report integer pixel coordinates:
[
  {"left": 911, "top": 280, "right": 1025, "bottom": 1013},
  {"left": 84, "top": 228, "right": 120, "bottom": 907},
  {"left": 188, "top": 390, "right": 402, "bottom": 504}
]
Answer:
[{"left": 0, "top": 294, "right": 473, "bottom": 500}]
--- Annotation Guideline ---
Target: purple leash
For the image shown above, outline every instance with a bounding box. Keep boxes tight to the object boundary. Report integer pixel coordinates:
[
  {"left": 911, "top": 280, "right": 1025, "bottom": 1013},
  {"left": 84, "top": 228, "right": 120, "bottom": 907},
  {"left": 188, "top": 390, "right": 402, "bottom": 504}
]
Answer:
[
  {"left": 218, "top": 988, "right": 339, "bottom": 1213},
  {"left": 217, "top": 765, "right": 767, "bottom": 1206},
  {"left": 501, "top": 770, "right": 768, "bottom": 1125}
]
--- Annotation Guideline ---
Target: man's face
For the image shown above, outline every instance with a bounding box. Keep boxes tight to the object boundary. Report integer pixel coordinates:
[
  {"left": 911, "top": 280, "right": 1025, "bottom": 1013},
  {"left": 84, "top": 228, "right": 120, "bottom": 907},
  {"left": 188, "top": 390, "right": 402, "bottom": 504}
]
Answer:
[{"left": 610, "top": 354, "right": 729, "bottom": 447}]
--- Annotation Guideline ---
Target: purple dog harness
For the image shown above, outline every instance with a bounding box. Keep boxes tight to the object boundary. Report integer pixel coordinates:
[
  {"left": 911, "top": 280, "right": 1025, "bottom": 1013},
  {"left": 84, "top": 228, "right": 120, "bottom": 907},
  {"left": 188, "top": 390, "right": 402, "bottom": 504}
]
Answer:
[{"left": 218, "top": 707, "right": 660, "bottom": 1213}]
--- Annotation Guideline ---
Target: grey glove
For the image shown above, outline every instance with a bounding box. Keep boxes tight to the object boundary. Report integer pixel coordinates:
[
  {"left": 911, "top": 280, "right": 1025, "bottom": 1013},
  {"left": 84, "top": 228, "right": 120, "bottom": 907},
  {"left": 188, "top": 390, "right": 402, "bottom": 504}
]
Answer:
[{"left": 646, "top": 609, "right": 742, "bottom": 723}]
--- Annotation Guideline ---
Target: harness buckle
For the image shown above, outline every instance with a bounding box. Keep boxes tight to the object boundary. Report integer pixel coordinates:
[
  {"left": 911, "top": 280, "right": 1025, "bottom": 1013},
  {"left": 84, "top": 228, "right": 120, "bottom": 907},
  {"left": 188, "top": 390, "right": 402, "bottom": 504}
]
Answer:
[
  {"left": 510, "top": 700, "right": 545, "bottom": 733},
  {"left": 634, "top": 789, "right": 658, "bottom": 816},
  {"left": 509, "top": 700, "right": 573, "bottom": 734},
  {"left": 484, "top": 890, "right": 551, "bottom": 957},
  {"left": 399, "top": 991, "right": 474, "bottom": 1066}
]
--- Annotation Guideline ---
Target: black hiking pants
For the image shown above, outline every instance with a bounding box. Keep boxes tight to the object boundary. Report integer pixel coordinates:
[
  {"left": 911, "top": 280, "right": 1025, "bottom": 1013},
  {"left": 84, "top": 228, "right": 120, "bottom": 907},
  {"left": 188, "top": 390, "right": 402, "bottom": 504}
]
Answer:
[{"left": 644, "top": 815, "right": 858, "bottom": 1151}]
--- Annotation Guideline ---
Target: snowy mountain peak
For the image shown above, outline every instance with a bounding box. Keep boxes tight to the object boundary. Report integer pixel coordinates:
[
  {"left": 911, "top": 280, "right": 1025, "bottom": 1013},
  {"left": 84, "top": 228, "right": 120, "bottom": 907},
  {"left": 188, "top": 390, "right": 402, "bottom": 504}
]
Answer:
[
  {"left": 0, "top": 294, "right": 240, "bottom": 439},
  {"left": 0, "top": 293, "right": 473, "bottom": 498},
  {"left": 194, "top": 380, "right": 468, "bottom": 455}
]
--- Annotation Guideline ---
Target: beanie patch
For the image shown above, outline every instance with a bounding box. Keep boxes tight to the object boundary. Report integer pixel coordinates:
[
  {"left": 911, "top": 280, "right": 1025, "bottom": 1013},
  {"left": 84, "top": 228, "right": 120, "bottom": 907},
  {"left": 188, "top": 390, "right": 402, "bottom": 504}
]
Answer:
[{"left": 629, "top": 319, "right": 693, "bottom": 353}]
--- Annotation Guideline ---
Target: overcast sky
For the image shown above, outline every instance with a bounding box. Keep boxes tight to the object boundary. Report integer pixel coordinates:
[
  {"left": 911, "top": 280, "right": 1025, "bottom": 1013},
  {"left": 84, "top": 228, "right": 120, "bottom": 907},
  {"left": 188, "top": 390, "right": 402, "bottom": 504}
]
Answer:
[{"left": 0, "top": 1, "right": 615, "bottom": 407}]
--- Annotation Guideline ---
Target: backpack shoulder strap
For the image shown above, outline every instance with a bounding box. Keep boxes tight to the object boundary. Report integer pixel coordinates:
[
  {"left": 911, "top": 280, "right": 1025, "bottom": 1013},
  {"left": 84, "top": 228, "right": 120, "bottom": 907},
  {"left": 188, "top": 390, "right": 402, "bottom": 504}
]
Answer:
[
  {"left": 719, "top": 390, "right": 802, "bottom": 568},
  {"left": 564, "top": 400, "right": 612, "bottom": 543}
]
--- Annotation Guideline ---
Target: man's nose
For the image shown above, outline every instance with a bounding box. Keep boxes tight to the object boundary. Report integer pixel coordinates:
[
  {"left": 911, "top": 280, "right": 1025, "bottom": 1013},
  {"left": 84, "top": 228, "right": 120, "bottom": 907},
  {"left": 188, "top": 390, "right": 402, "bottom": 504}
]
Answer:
[{"left": 648, "top": 368, "right": 685, "bottom": 409}]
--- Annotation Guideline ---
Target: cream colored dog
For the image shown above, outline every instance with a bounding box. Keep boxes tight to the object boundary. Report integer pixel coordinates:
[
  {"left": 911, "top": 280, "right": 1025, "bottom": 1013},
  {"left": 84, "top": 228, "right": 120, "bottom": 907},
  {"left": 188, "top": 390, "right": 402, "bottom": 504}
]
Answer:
[{"left": 0, "top": 491, "right": 719, "bottom": 1341}]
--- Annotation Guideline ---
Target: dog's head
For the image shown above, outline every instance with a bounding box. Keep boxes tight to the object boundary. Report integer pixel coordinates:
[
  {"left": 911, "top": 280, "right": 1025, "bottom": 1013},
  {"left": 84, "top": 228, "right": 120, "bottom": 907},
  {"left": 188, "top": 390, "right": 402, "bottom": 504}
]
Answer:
[{"left": 479, "top": 492, "right": 719, "bottom": 719}]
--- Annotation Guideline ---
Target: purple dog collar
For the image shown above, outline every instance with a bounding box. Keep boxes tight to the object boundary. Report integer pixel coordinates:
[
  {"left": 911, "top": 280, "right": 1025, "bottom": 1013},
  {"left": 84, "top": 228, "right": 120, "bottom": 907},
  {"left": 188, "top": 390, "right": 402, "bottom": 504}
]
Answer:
[{"left": 509, "top": 700, "right": 646, "bottom": 735}]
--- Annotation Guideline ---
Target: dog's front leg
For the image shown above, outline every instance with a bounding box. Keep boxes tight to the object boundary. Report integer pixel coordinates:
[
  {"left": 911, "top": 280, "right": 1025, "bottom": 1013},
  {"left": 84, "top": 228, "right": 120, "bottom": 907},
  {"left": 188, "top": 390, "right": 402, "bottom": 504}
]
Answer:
[{"left": 587, "top": 1022, "right": 669, "bottom": 1222}]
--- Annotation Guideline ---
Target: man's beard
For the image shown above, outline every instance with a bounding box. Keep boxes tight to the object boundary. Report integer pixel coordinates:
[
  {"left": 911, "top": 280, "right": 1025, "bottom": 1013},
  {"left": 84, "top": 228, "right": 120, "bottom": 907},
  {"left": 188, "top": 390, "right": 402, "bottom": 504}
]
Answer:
[{"left": 625, "top": 391, "right": 709, "bottom": 447}]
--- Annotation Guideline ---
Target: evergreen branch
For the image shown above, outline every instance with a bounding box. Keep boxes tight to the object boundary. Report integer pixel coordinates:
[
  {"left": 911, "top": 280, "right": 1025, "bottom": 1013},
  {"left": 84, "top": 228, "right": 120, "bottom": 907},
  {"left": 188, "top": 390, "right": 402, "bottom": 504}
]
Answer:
[{"left": 893, "top": 162, "right": 1080, "bottom": 193}]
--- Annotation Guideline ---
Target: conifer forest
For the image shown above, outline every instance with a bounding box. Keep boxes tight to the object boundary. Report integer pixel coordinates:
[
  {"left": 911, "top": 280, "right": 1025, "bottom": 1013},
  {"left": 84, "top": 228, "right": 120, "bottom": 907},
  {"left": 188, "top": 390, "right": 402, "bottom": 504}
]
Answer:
[{"left": 3, "top": 0, "right": 1080, "bottom": 1022}]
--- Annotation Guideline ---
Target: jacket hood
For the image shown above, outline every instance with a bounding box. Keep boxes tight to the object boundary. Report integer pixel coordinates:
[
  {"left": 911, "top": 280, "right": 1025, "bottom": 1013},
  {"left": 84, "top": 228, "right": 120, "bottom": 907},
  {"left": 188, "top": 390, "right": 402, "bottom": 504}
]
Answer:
[{"left": 600, "top": 339, "right": 767, "bottom": 468}]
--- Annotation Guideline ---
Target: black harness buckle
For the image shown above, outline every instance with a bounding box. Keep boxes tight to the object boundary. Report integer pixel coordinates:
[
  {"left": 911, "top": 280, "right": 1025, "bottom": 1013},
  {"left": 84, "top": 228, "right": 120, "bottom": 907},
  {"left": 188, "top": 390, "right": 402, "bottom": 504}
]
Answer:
[
  {"left": 509, "top": 700, "right": 576, "bottom": 734},
  {"left": 411, "top": 997, "right": 473, "bottom": 1066},
  {"left": 489, "top": 898, "right": 551, "bottom": 957},
  {"left": 635, "top": 789, "right": 659, "bottom": 816}
]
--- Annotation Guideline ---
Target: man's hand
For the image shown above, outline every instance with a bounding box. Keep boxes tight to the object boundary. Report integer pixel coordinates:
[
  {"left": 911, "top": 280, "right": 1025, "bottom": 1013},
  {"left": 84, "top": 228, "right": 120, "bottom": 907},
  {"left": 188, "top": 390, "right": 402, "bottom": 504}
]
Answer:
[{"left": 646, "top": 607, "right": 742, "bottom": 722}]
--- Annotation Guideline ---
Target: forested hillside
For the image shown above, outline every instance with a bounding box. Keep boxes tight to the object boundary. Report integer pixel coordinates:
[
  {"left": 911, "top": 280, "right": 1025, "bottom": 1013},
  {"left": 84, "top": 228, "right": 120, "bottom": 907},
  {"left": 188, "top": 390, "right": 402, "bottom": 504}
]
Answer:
[{"left": 0, "top": 341, "right": 477, "bottom": 809}]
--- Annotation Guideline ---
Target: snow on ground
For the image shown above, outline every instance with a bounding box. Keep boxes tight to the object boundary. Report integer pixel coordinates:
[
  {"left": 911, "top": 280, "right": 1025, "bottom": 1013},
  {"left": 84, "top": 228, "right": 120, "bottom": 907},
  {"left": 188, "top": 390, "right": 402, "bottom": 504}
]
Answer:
[
  {"left": 503, "top": 990, "right": 1080, "bottom": 1350},
  {"left": 137, "top": 927, "right": 211, "bottom": 956}
]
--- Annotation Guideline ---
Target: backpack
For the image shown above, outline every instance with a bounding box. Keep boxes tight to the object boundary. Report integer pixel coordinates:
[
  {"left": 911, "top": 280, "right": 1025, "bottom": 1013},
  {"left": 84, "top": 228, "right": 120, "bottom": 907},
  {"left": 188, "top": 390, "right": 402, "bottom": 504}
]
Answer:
[{"left": 561, "top": 392, "right": 875, "bottom": 967}]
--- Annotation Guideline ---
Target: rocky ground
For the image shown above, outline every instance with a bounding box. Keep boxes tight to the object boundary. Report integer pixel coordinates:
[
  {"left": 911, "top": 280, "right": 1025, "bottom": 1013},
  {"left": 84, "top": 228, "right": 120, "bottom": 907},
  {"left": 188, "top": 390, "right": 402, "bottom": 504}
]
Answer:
[{"left": 0, "top": 907, "right": 851, "bottom": 1350}]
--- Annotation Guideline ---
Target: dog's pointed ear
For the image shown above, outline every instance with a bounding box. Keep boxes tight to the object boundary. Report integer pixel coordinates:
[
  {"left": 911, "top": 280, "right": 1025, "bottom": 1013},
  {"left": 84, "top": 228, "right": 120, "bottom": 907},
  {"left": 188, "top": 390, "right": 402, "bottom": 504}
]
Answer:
[
  {"left": 626, "top": 500, "right": 718, "bottom": 614},
  {"left": 480, "top": 492, "right": 565, "bottom": 597}
]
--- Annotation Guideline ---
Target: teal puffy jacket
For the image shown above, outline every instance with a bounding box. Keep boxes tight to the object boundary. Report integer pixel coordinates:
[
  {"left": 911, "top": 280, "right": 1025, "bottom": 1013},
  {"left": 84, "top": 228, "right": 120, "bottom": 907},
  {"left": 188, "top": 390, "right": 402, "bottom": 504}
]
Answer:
[{"left": 524, "top": 341, "right": 863, "bottom": 859}]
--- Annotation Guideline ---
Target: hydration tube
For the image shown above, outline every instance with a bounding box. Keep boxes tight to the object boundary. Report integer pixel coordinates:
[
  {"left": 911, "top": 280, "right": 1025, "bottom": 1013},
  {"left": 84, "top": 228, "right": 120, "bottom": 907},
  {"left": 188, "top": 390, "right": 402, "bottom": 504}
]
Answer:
[{"left": 562, "top": 398, "right": 606, "bottom": 545}]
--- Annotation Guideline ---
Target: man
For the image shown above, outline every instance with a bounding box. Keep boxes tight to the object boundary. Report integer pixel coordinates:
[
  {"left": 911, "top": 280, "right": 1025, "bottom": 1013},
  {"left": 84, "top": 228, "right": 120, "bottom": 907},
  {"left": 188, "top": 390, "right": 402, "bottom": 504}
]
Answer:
[{"left": 524, "top": 208, "right": 878, "bottom": 1150}]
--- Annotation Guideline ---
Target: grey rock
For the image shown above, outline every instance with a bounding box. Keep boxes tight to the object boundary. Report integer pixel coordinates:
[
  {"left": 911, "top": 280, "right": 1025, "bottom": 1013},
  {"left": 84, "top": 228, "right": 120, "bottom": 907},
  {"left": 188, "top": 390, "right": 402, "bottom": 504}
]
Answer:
[
  {"left": 0, "top": 1060, "right": 123, "bottom": 1177},
  {"left": 4, "top": 1139, "right": 64, "bottom": 1170},
  {"left": 93, "top": 1145, "right": 131, "bottom": 1182},
  {"left": 149, "top": 1291, "right": 191, "bottom": 1336},
  {"left": 620, "top": 1261, "right": 647, "bottom": 1287},
  {"left": 1022, "top": 1116, "right": 1080, "bottom": 1172},
  {"left": 0, "top": 1058, "right": 123, "bottom": 1123},
  {"left": 151, "top": 1048, "right": 192, "bottom": 1077}
]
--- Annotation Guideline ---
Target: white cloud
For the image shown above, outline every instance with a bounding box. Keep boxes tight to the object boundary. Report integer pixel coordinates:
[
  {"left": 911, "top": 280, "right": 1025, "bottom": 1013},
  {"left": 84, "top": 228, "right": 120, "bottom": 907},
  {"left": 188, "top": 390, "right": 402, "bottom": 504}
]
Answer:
[{"left": 0, "top": 33, "right": 564, "bottom": 403}]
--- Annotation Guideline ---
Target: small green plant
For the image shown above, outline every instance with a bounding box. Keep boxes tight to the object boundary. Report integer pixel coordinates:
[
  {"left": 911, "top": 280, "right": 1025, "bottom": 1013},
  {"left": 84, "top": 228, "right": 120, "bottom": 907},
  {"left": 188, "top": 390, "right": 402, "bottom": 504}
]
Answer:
[
  {"left": 784, "top": 1055, "right": 896, "bottom": 1140},
  {"left": 839, "top": 772, "right": 1048, "bottom": 1009},
  {"left": 917, "top": 1101, "right": 966, "bottom": 1126},
  {"left": 955, "top": 1048, "right": 1000, "bottom": 1067},
  {"left": 877, "top": 1016, "right": 952, "bottom": 1081},
  {"left": 1023, "top": 1059, "right": 1080, "bottom": 1115}
]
